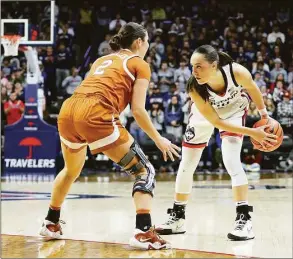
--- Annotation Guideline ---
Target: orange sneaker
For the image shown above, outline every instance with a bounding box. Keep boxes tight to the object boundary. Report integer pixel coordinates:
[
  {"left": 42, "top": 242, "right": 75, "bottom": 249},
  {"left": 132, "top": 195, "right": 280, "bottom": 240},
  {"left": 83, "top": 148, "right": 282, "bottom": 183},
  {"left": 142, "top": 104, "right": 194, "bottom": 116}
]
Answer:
[
  {"left": 129, "top": 227, "right": 172, "bottom": 250},
  {"left": 39, "top": 220, "right": 65, "bottom": 239}
]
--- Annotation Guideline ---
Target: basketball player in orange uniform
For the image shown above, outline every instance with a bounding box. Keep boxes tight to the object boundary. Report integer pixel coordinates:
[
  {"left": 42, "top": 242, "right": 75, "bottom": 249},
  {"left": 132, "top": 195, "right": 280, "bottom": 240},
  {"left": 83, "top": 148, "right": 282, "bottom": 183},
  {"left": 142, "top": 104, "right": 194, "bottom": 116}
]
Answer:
[{"left": 39, "top": 22, "right": 180, "bottom": 250}]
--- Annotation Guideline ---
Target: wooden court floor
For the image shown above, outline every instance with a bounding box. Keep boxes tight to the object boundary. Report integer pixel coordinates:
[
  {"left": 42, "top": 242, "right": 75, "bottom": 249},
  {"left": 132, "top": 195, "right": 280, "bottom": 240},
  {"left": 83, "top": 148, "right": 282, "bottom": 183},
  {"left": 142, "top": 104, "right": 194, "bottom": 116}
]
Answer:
[{"left": 1, "top": 172, "right": 292, "bottom": 258}]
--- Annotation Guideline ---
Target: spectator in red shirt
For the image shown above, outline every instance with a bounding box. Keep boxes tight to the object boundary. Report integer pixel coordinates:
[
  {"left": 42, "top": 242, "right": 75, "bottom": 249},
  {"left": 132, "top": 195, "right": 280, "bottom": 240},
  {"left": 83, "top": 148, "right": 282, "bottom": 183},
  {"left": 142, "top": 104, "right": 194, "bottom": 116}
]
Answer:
[{"left": 4, "top": 92, "right": 24, "bottom": 125}]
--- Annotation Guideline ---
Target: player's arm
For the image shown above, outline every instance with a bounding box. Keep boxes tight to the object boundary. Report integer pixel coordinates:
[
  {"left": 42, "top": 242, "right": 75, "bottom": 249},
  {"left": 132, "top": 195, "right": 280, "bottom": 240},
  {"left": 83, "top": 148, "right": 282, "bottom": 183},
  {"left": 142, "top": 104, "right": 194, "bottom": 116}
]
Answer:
[
  {"left": 233, "top": 63, "right": 268, "bottom": 119},
  {"left": 130, "top": 58, "right": 180, "bottom": 161},
  {"left": 188, "top": 89, "right": 276, "bottom": 145}
]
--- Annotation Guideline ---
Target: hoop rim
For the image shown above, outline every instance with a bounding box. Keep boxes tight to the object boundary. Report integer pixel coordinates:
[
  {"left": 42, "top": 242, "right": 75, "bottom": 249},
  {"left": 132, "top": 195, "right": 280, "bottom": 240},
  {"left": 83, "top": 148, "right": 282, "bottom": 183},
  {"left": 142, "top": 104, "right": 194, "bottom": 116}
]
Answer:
[{"left": 1, "top": 35, "right": 22, "bottom": 43}]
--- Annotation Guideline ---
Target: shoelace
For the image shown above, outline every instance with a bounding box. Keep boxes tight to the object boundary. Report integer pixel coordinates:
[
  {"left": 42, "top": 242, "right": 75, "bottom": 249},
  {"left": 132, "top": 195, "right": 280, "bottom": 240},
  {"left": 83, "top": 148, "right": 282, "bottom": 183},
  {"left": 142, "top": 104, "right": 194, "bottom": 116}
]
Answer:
[
  {"left": 165, "top": 212, "right": 178, "bottom": 225},
  {"left": 150, "top": 226, "right": 165, "bottom": 242},
  {"left": 58, "top": 220, "right": 66, "bottom": 226},
  {"left": 234, "top": 214, "right": 247, "bottom": 231}
]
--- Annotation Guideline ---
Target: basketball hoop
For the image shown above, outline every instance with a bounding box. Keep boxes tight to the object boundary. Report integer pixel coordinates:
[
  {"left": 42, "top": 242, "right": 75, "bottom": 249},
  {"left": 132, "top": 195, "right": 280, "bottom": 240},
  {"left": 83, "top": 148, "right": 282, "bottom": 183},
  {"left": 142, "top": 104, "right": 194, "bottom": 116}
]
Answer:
[{"left": 1, "top": 35, "right": 21, "bottom": 56}]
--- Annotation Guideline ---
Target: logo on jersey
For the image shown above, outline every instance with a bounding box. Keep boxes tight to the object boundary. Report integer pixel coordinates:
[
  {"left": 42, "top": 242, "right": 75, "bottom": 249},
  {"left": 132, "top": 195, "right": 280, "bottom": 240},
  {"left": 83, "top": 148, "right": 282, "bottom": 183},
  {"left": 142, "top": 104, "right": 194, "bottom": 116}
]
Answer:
[{"left": 185, "top": 126, "right": 195, "bottom": 141}]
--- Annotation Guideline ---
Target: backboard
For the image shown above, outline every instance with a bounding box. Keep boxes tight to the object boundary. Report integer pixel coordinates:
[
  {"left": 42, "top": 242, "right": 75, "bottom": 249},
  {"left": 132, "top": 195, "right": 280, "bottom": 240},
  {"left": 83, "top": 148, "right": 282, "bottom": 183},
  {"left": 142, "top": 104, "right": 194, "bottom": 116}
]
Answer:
[{"left": 1, "top": 0, "right": 55, "bottom": 45}]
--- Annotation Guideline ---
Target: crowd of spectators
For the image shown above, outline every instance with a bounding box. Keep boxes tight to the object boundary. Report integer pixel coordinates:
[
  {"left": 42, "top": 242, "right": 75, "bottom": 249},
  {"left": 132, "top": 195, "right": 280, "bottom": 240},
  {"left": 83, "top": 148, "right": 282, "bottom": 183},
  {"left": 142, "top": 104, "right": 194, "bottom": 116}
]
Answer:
[{"left": 1, "top": 0, "right": 293, "bottom": 171}]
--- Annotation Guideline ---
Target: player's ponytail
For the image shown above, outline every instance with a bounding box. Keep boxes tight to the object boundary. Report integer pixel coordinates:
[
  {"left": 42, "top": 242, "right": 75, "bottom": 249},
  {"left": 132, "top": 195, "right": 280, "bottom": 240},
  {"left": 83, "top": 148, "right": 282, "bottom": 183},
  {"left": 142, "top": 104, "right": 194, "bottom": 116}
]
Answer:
[
  {"left": 109, "top": 22, "right": 147, "bottom": 52},
  {"left": 218, "top": 51, "right": 234, "bottom": 66},
  {"left": 109, "top": 34, "right": 122, "bottom": 51}
]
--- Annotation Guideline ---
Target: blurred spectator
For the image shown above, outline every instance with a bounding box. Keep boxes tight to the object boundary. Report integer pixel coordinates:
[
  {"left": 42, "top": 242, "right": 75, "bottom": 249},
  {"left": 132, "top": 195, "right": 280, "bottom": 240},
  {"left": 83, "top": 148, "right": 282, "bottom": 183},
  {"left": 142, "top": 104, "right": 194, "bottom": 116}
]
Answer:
[
  {"left": 141, "top": 15, "right": 157, "bottom": 41},
  {"left": 174, "top": 58, "right": 191, "bottom": 92},
  {"left": 146, "top": 83, "right": 164, "bottom": 109},
  {"left": 61, "top": 67, "right": 82, "bottom": 98},
  {"left": 109, "top": 13, "right": 126, "bottom": 32},
  {"left": 1, "top": 58, "right": 12, "bottom": 77},
  {"left": 98, "top": 34, "right": 111, "bottom": 57},
  {"left": 78, "top": 1, "right": 93, "bottom": 62},
  {"left": 157, "top": 61, "right": 173, "bottom": 94},
  {"left": 170, "top": 17, "right": 185, "bottom": 35},
  {"left": 149, "top": 47, "right": 161, "bottom": 70},
  {"left": 246, "top": 102, "right": 260, "bottom": 127},
  {"left": 1, "top": 70, "right": 9, "bottom": 87},
  {"left": 287, "top": 63, "right": 293, "bottom": 91},
  {"left": 270, "top": 58, "right": 288, "bottom": 83},
  {"left": 151, "top": 3, "right": 166, "bottom": 21},
  {"left": 130, "top": 121, "right": 145, "bottom": 145},
  {"left": 267, "top": 25, "right": 286, "bottom": 44},
  {"left": 55, "top": 43, "right": 72, "bottom": 94},
  {"left": 13, "top": 82, "right": 24, "bottom": 102},
  {"left": 149, "top": 36, "right": 165, "bottom": 56},
  {"left": 252, "top": 56, "right": 270, "bottom": 74},
  {"left": 57, "top": 23, "right": 73, "bottom": 50},
  {"left": 148, "top": 102, "right": 164, "bottom": 134},
  {"left": 273, "top": 80, "right": 286, "bottom": 103},
  {"left": 265, "top": 97, "right": 276, "bottom": 117},
  {"left": 276, "top": 8, "right": 290, "bottom": 25},
  {"left": 165, "top": 95, "right": 183, "bottom": 141},
  {"left": 4, "top": 92, "right": 24, "bottom": 125},
  {"left": 97, "top": 5, "right": 111, "bottom": 28},
  {"left": 253, "top": 71, "right": 267, "bottom": 93},
  {"left": 5, "top": 82, "right": 13, "bottom": 96},
  {"left": 1, "top": 87, "right": 8, "bottom": 127},
  {"left": 277, "top": 91, "right": 293, "bottom": 136},
  {"left": 42, "top": 46, "right": 56, "bottom": 104},
  {"left": 163, "top": 82, "right": 188, "bottom": 107}
]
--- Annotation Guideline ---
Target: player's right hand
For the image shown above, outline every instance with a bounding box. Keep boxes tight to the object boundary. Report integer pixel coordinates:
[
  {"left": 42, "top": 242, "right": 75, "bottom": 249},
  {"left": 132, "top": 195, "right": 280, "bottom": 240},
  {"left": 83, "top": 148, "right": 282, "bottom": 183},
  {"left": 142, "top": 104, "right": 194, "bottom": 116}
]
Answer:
[
  {"left": 251, "top": 125, "right": 277, "bottom": 148},
  {"left": 154, "top": 137, "right": 181, "bottom": 162}
]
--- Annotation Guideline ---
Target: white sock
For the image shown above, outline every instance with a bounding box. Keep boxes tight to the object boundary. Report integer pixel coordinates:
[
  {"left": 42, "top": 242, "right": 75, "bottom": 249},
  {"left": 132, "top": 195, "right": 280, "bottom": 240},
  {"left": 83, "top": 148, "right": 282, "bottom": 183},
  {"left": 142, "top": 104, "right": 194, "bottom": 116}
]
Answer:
[
  {"left": 236, "top": 200, "right": 248, "bottom": 207},
  {"left": 174, "top": 200, "right": 188, "bottom": 206}
]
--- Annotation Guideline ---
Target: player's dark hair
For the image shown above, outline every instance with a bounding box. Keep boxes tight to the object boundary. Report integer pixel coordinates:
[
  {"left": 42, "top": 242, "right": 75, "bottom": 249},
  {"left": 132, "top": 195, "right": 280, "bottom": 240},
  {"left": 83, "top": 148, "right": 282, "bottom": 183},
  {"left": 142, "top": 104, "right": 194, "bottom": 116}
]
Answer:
[
  {"left": 109, "top": 22, "right": 147, "bottom": 51},
  {"left": 186, "top": 45, "right": 234, "bottom": 101}
]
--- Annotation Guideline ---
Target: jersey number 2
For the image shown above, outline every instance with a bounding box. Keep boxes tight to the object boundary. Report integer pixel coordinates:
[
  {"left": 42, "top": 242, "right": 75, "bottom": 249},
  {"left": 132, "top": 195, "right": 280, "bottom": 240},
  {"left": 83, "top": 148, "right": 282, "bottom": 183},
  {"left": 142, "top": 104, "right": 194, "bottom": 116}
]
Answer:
[{"left": 94, "top": 60, "right": 113, "bottom": 75}]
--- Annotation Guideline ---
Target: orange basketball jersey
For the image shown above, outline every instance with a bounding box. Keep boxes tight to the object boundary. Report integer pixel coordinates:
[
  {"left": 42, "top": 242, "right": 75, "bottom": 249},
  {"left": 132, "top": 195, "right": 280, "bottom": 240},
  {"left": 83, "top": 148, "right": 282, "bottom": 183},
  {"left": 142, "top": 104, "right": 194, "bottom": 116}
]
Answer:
[{"left": 75, "top": 49, "right": 151, "bottom": 114}]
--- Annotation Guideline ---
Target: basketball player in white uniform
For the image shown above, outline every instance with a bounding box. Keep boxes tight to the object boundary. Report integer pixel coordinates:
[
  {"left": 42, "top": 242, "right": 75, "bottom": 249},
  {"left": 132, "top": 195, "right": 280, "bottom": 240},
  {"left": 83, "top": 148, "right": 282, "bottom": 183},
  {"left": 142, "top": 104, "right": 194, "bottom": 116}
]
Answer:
[{"left": 156, "top": 45, "right": 277, "bottom": 241}]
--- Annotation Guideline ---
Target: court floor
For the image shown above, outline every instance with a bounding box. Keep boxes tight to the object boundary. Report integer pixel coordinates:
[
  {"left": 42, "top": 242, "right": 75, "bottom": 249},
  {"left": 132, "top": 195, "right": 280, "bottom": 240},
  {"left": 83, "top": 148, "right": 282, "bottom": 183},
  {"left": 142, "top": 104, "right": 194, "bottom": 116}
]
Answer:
[{"left": 1, "top": 173, "right": 292, "bottom": 258}]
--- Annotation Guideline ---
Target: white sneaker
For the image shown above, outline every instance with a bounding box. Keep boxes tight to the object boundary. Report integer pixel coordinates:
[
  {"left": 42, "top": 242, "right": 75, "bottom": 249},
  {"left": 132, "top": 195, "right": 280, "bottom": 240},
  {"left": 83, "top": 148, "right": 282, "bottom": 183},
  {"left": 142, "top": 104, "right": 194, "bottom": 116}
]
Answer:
[
  {"left": 129, "top": 227, "right": 172, "bottom": 250},
  {"left": 39, "top": 220, "right": 65, "bottom": 239},
  {"left": 155, "top": 209, "right": 186, "bottom": 235},
  {"left": 228, "top": 214, "right": 255, "bottom": 241}
]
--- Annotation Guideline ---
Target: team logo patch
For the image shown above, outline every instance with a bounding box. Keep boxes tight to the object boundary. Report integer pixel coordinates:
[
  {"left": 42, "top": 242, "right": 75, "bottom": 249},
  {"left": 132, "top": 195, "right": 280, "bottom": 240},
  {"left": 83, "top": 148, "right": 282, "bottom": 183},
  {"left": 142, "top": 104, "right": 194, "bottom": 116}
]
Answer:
[{"left": 185, "top": 126, "right": 195, "bottom": 141}]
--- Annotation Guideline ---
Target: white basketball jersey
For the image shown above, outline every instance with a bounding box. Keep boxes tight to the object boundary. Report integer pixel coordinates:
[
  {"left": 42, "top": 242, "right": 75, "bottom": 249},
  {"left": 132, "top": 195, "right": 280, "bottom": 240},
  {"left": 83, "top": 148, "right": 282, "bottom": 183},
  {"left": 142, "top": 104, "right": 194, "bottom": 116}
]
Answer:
[{"left": 207, "top": 63, "right": 249, "bottom": 119}]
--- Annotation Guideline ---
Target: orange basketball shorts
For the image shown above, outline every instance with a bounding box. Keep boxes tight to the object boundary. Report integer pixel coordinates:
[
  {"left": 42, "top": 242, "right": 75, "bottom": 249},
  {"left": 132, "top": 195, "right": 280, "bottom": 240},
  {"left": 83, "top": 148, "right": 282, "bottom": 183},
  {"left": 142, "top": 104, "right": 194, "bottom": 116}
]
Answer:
[{"left": 58, "top": 93, "right": 129, "bottom": 154}]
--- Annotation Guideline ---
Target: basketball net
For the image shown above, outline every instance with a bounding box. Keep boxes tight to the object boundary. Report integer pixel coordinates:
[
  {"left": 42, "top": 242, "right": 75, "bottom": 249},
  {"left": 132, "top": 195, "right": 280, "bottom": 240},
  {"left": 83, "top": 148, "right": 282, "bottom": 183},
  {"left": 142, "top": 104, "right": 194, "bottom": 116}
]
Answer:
[
  {"left": 1, "top": 35, "right": 21, "bottom": 56},
  {"left": 1, "top": 35, "right": 40, "bottom": 84}
]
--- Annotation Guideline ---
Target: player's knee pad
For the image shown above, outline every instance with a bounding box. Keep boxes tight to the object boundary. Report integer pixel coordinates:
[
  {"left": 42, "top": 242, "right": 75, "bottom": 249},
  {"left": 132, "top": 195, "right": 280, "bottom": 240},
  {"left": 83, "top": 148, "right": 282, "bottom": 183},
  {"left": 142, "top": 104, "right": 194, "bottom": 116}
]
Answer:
[
  {"left": 221, "top": 136, "right": 248, "bottom": 187},
  {"left": 175, "top": 147, "right": 204, "bottom": 194},
  {"left": 117, "top": 141, "right": 155, "bottom": 197}
]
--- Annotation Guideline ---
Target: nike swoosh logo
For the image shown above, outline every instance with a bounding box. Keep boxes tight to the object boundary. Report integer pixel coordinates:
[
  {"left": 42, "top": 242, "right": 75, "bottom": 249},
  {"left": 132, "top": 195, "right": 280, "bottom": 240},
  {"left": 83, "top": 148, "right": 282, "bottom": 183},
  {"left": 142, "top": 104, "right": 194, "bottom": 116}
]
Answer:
[
  {"left": 139, "top": 238, "right": 152, "bottom": 242},
  {"left": 176, "top": 224, "right": 184, "bottom": 230}
]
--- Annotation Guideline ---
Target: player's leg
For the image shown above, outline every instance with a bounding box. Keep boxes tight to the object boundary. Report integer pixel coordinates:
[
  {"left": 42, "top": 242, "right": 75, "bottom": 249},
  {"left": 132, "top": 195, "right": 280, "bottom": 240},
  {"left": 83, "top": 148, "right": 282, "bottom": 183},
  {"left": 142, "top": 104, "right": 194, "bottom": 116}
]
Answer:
[
  {"left": 40, "top": 143, "right": 87, "bottom": 238},
  {"left": 102, "top": 134, "right": 170, "bottom": 250},
  {"left": 220, "top": 115, "right": 254, "bottom": 241},
  {"left": 40, "top": 96, "right": 88, "bottom": 239},
  {"left": 156, "top": 109, "right": 215, "bottom": 235}
]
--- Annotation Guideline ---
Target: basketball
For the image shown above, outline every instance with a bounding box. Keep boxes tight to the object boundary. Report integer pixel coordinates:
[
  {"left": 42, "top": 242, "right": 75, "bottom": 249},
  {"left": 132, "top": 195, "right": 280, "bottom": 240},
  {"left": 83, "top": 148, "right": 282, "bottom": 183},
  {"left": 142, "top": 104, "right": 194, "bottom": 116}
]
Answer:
[{"left": 250, "top": 118, "right": 283, "bottom": 152}]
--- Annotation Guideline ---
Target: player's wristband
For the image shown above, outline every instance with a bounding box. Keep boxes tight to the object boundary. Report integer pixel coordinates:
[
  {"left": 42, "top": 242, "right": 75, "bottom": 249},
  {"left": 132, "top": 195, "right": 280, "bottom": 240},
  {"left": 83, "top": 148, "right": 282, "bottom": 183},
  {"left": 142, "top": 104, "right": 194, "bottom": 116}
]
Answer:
[{"left": 258, "top": 108, "right": 268, "bottom": 116}]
